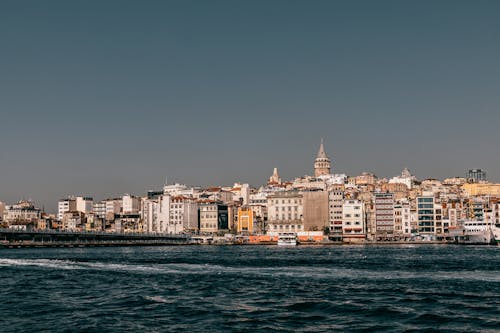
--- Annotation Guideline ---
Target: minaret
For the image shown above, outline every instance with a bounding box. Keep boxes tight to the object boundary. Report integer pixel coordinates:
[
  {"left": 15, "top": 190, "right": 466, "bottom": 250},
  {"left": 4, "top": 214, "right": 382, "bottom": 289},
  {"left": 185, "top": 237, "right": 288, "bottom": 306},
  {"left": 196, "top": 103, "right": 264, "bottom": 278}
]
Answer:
[{"left": 314, "top": 139, "right": 331, "bottom": 177}]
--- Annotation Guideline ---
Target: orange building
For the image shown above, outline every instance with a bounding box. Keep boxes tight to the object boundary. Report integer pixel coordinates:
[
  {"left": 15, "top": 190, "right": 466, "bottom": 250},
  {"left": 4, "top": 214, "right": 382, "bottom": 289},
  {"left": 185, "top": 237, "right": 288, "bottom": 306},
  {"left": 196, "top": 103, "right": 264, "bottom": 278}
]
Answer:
[{"left": 237, "top": 207, "right": 254, "bottom": 233}]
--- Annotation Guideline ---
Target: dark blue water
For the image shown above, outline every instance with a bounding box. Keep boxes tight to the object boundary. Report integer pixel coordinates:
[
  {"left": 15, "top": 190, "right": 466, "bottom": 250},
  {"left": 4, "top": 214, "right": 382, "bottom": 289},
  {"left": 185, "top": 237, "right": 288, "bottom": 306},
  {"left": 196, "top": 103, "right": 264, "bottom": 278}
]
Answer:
[{"left": 0, "top": 245, "right": 498, "bottom": 332}]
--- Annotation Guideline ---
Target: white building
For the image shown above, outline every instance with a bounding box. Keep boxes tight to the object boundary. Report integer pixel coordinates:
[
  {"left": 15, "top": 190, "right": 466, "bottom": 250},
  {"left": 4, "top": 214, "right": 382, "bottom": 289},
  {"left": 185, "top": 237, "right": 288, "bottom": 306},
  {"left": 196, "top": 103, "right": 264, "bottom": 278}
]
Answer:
[
  {"left": 4, "top": 201, "right": 41, "bottom": 223},
  {"left": 58, "top": 196, "right": 93, "bottom": 220},
  {"left": 389, "top": 168, "right": 416, "bottom": 189},
  {"left": 106, "top": 199, "right": 122, "bottom": 217},
  {"left": 58, "top": 198, "right": 75, "bottom": 221},
  {"left": 342, "top": 200, "right": 365, "bottom": 241},
  {"left": 394, "top": 201, "right": 411, "bottom": 237},
  {"left": 122, "top": 194, "right": 140, "bottom": 214},
  {"left": 93, "top": 201, "right": 107, "bottom": 219},
  {"left": 76, "top": 197, "right": 93, "bottom": 214},
  {"left": 163, "top": 183, "right": 200, "bottom": 197},
  {"left": 169, "top": 196, "right": 198, "bottom": 233},
  {"left": 141, "top": 198, "right": 159, "bottom": 233}
]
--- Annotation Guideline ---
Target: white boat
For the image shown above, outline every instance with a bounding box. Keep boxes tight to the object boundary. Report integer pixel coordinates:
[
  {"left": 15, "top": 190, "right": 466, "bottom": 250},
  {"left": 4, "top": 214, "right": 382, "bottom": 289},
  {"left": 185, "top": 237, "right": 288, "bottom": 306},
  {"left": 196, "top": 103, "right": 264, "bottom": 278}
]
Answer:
[
  {"left": 491, "top": 224, "right": 500, "bottom": 245},
  {"left": 452, "top": 221, "right": 494, "bottom": 244},
  {"left": 277, "top": 232, "right": 297, "bottom": 246}
]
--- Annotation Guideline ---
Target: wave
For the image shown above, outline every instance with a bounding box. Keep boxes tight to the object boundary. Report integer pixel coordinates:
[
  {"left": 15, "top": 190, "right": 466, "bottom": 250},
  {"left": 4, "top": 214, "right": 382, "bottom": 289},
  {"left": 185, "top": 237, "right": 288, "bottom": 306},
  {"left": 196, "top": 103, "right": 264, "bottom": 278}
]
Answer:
[{"left": 1, "top": 258, "right": 499, "bottom": 282}]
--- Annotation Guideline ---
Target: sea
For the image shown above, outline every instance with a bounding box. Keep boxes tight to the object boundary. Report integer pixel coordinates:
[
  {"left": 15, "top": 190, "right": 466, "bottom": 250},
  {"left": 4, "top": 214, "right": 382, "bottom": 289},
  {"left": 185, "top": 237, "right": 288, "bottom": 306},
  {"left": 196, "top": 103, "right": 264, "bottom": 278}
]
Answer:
[{"left": 0, "top": 245, "right": 498, "bottom": 332}]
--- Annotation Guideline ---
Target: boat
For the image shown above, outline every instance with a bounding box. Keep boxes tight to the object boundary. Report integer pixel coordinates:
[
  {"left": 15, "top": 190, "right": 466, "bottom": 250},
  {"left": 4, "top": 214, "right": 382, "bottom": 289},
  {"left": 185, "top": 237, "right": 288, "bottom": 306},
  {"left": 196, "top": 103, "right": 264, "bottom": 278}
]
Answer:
[
  {"left": 277, "top": 232, "right": 297, "bottom": 246},
  {"left": 451, "top": 220, "right": 494, "bottom": 244},
  {"left": 491, "top": 223, "right": 500, "bottom": 245}
]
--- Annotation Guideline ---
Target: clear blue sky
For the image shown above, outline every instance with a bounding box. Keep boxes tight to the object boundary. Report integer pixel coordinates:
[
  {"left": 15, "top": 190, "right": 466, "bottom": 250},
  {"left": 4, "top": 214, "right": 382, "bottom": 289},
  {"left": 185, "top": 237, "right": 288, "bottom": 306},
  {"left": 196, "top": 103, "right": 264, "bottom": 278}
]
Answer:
[{"left": 1, "top": 0, "right": 500, "bottom": 212}]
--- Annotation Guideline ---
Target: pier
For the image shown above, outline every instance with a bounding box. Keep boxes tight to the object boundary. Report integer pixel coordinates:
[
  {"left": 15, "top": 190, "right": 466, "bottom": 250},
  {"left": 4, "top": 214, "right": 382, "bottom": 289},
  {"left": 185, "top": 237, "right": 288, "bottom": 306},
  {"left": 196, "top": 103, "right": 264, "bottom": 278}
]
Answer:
[{"left": 0, "top": 230, "right": 192, "bottom": 248}]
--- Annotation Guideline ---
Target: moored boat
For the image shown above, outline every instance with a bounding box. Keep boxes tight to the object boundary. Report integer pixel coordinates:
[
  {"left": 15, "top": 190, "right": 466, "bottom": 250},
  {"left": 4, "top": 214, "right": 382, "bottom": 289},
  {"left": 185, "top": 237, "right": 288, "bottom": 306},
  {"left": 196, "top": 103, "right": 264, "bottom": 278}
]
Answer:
[{"left": 277, "top": 232, "right": 297, "bottom": 246}]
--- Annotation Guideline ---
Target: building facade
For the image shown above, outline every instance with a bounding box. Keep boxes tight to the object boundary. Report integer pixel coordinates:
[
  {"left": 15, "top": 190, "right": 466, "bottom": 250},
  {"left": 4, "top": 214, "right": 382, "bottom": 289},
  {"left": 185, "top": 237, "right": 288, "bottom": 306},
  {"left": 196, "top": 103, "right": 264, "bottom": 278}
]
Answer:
[{"left": 267, "top": 192, "right": 304, "bottom": 235}]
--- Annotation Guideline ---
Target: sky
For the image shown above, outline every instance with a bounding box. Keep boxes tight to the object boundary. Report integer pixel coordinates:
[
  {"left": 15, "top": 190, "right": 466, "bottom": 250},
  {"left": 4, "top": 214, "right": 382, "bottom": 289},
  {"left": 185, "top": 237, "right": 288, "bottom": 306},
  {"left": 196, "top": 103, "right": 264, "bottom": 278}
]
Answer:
[{"left": 1, "top": 0, "right": 500, "bottom": 212}]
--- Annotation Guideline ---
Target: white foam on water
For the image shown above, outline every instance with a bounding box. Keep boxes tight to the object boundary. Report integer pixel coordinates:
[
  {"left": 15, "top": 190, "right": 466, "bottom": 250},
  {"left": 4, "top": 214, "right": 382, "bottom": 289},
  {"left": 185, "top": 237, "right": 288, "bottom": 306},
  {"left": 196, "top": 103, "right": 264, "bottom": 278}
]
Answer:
[
  {"left": 144, "top": 295, "right": 169, "bottom": 303},
  {"left": 1, "top": 258, "right": 498, "bottom": 282}
]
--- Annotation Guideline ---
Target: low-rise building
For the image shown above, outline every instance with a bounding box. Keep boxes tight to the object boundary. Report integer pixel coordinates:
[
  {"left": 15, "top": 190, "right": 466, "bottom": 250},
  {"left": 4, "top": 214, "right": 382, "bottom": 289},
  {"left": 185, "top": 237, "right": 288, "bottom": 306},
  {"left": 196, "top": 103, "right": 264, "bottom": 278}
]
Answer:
[
  {"left": 237, "top": 207, "right": 254, "bottom": 233},
  {"left": 199, "top": 201, "right": 229, "bottom": 233}
]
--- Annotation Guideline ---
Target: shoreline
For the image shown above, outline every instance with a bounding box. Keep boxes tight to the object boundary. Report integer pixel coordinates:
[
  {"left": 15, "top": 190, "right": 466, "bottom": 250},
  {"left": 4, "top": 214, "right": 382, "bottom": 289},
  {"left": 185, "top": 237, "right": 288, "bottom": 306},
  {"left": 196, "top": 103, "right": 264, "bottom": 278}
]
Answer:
[{"left": 1, "top": 240, "right": 496, "bottom": 249}]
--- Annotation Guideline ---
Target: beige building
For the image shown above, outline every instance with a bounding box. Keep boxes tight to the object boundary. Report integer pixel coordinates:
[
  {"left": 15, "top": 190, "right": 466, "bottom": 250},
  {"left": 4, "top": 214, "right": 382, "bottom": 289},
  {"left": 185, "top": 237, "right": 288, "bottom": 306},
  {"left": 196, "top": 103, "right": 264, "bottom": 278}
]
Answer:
[
  {"left": 199, "top": 201, "right": 229, "bottom": 233},
  {"left": 267, "top": 191, "right": 303, "bottom": 235},
  {"left": 4, "top": 201, "right": 42, "bottom": 224},
  {"left": 302, "top": 190, "right": 329, "bottom": 231},
  {"left": 462, "top": 183, "right": 500, "bottom": 197},
  {"left": 328, "top": 185, "right": 344, "bottom": 238},
  {"left": 355, "top": 172, "right": 377, "bottom": 186}
]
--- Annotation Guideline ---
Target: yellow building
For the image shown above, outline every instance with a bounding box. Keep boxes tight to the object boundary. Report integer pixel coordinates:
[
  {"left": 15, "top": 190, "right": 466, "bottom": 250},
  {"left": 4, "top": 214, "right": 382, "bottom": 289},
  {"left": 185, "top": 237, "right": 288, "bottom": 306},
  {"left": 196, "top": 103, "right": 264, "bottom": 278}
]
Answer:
[
  {"left": 462, "top": 183, "right": 500, "bottom": 196},
  {"left": 237, "top": 207, "right": 254, "bottom": 233}
]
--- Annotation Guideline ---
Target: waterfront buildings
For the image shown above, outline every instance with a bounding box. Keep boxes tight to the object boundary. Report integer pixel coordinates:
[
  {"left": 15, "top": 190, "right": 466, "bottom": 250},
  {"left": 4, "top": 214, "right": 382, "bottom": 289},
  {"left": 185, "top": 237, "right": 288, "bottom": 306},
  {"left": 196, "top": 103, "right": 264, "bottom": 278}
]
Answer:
[
  {"left": 58, "top": 196, "right": 93, "bottom": 220},
  {"left": 4, "top": 201, "right": 41, "bottom": 224},
  {"left": 237, "top": 207, "right": 254, "bottom": 233},
  {"left": 417, "top": 196, "right": 443, "bottom": 235},
  {"left": 122, "top": 194, "right": 140, "bottom": 214},
  {"left": 3, "top": 140, "right": 500, "bottom": 243},
  {"left": 328, "top": 185, "right": 344, "bottom": 239},
  {"left": 302, "top": 190, "right": 329, "bottom": 231},
  {"left": 267, "top": 191, "right": 303, "bottom": 235},
  {"left": 342, "top": 199, "right": 365, "bottom": 241},
  {"left": 374, "top": 193, "right": 395, "bottom": 240},
  {"left": 199, "top": 201, "right": 229, "bottom": 233}
]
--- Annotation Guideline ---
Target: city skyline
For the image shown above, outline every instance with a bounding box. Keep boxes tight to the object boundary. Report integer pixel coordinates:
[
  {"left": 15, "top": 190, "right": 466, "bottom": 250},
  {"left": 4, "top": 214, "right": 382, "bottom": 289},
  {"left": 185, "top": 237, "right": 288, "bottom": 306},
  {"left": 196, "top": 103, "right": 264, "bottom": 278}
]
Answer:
[
  {"left": 2, "top": 0, "right": 500, "bottom": 211},
  {"left": 1, "top": 139, "right": 492, "bottom": 214}
]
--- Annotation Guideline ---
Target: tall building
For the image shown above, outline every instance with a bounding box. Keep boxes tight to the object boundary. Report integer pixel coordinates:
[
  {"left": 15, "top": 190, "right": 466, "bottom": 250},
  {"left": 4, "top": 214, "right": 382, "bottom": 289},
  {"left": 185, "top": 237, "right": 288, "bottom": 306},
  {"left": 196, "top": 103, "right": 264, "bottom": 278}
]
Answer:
[
  {"left": 170, "top": 196, "right": 198, "bottom": 233},
  {"left": 314, "top": 139, "right": 331, "bottom": 177},
  {"left": 394, "top": 201, "right": 411, "bottom": 237},
  {"left": 58, "top": 198, "right": 76, "bottom": 221},
  {"left": 328, "top": 186, "right": 344, "bottom": 239},
  {"left": 122, "top": 194, "right": 140, "bottom": 214},
  {"left": 342, "top": 199, "right": 366, "bottom": 241},
  {"left": 302, "top": 190, "right": 329, "bottom": 231},
  {"left": 374, "top": 193, "right": 395, "bottom": 239},
  {"left": 76, "top": 197, "right": 93, "bottom": 215},
  {"left": 417, "top": 196, "right": 443, "bottom": 235}
]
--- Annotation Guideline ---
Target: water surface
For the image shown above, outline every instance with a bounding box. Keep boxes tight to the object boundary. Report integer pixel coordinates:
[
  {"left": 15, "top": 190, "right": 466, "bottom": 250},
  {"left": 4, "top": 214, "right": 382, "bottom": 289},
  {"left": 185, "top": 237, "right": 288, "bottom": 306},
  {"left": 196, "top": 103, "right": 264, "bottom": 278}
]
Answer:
[{"left": 0, "top": 245, "right": 498, "bottom": 332}]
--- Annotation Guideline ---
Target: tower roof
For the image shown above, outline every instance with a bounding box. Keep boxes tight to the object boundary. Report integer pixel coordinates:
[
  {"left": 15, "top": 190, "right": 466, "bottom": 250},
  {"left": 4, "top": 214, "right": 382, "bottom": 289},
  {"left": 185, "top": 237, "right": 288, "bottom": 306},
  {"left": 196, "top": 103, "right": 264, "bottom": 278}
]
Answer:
[{"left": 316, "top": 139, "right": 328, "bottom": 159}]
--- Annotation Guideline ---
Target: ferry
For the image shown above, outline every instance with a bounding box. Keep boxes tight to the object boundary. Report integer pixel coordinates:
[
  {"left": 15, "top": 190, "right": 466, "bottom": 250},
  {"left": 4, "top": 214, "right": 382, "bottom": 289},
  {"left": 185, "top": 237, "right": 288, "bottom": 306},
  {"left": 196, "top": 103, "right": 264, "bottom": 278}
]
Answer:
[
  {"left": 277, "top": 232, "right": 297, "bottom": 246},
  {"left": 451, "top": 221, "right": 494, "bottom": 244}
]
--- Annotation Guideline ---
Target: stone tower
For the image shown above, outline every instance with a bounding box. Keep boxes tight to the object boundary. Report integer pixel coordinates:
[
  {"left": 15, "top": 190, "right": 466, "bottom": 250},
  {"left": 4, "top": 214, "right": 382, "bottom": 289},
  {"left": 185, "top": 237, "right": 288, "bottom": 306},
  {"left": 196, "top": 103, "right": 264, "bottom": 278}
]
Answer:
[{"left": 314, "top": 139, "right": 331, "bottom": 177}]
